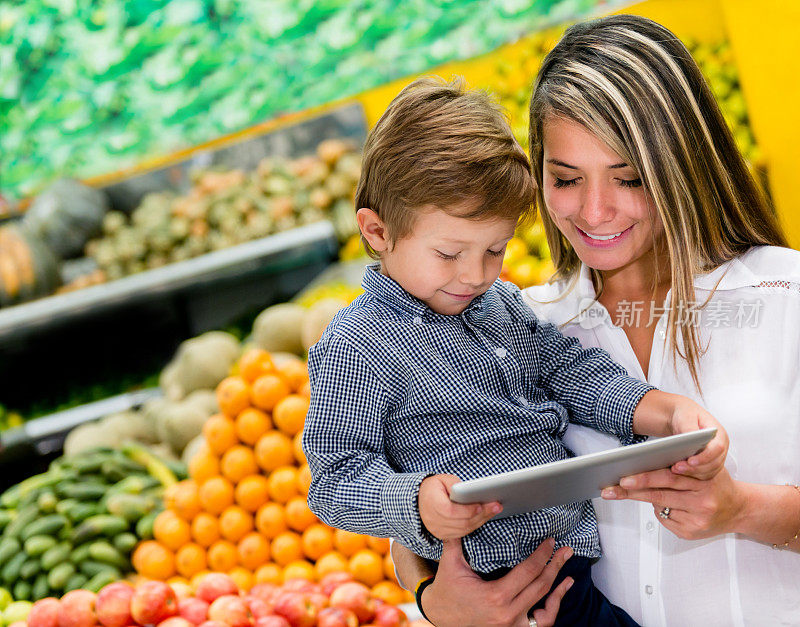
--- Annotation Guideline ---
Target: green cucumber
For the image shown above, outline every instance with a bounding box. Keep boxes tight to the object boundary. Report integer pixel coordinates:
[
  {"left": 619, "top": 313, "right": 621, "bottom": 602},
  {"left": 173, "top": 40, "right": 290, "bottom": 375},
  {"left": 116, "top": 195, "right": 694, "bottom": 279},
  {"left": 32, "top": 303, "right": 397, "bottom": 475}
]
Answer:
[
  {"left": 4, "top": 505, "right": 39, "bottom": 538},
  {"left": 40, "top": 542, "right": 72, "bottom": 571},
  {"left": 12, "top": 580, "right": 31, "bottom": 601},
  {"left": 0, "top": 510, "right": 14, "bottom": 532},
  {"left": 67, "top": 502, "right": 99, "bottom": 524},
  {"left": 48, "top": 562, "right": 76, "bottom": 590},
  {"left": 88, "top": 541, "right": 128, "bottom": 569},
  {"left": 85, "top": 570, "right": 120, "bottom": 592},
  {"left": 79, "top": 560, "right": 121, "bottom": 579},
  {"left": 24, "top": 535, "right": 57, "bottom": 557},
  {"left": 73, "top": 515, "right": 128, "bottom": 544},
  {"left": 64, "top": 573, "right": 89, "bottom": 592},
  {"left": 135, "top": 510, "right": 159, "bottom": 540},
  {"left": 20, "top": 558, "right": 41, "bottom": 579},
  {"left": 31, "top": 573, "right": 49, "bottom": 602},
  {"left": 0, "top": 538, "right": 21, "bottom": 568},
  {"left": 20, "top": 514, "right": 68, "bottom": 541},
  {"left": 2, "top": 552, "right": 27, "bottom": 585},
  {"left": 70, "top": 543, "right": 92, "bottom": 563},
  {"left": 36, "top": 490, "right": 58, "bottom": 514},
  {"left": 112, "top": 532, "right": 138, "bottom": 554}
]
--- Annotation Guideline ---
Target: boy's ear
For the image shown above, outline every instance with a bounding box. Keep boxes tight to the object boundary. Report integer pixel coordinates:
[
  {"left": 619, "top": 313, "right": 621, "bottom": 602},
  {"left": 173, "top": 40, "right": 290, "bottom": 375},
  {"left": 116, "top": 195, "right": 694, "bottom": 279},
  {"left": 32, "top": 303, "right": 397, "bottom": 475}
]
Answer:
[{"left": 356, "top": 208, "right": 390, "bottom": 252}]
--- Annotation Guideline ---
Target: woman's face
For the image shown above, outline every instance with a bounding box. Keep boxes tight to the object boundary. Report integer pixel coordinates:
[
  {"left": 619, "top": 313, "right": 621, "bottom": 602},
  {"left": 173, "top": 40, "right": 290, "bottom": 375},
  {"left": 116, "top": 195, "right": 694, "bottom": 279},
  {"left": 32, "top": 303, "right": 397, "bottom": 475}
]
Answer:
[{"left": 542, "top": 116, "right": 663, "bottom": 274}]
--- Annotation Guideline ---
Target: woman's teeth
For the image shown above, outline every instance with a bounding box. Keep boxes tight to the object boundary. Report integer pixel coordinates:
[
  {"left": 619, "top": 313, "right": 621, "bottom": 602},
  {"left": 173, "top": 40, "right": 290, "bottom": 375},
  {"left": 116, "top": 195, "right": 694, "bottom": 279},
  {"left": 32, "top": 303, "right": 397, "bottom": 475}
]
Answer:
[{"left": 583, "top": 230, "right": 622, "bottom": 240}]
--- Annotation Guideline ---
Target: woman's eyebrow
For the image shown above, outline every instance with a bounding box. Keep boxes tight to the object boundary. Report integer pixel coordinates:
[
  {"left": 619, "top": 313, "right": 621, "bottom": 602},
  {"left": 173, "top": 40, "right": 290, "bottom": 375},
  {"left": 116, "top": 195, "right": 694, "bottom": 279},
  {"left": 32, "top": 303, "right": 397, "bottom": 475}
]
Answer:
[{"left": 546, "top": 158, "right": 630, "bottom": 170}]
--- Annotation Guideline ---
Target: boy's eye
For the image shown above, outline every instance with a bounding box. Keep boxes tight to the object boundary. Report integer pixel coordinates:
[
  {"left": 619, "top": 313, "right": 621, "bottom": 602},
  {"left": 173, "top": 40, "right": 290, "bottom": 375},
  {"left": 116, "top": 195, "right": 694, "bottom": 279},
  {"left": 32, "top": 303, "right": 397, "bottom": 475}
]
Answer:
[
  {"left": 618, "top": 178, "right": 643, "bottom": 188},
  {"left": 435, "top": 250, "right": 458, "bottom": 260},
  {"left": 553, "top": 177, "right": 579, "bottom": 189}
]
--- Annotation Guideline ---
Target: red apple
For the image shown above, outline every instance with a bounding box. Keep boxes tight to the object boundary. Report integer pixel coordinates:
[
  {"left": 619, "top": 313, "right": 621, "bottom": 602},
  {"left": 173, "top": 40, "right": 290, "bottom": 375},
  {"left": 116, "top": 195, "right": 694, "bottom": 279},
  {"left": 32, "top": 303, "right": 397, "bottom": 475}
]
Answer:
[
  {"left": 177, "top": 599, "right": 209, "bottom": 626},
  {"left": 169, "top": 583, "right": 193, "bottom": 603},
  {"left": 157, "top": 619, "right": 194, "bottom": 627},
  {"left": 280, "top": 580, "right": 318, "bottom": 594},
  {"left": 130, "top": 581, "right": 178, "bottom": 626},
  {"left": 194, "top": 574, "right": 240, "bottom": 604},
  {"left": 319, "top": 572, "right": 354, "bottom": 596},
  {"left": 197, "top": 622, "right": 228, "bottom": 627},
  {"left": 374, "top": 605, "right": 409, "bottom": 627},
  {"left": 248, "top": 584, "right": 279, "bottom": 605},
  {"left": 328, "top": 583, "right": 375, "bottom": 623},
  {"left": 253, "top": 618, "right": 291, "bottom": 627},
  {"left": 272, "top": 592, "right": 317, "bottom": 627},
  {"left": 96, "top": 583, "right": 135, "bottom": 627},
  {"left": 245, "top": 596, "right": 274, "bottom": 620},
  {"left": 29, "top": 598, "right": 61, "bottom": 627},
  {"left": 58, "top": 590, "right": 98, "bottom": 627},
  {"left": 307, "top": 594, "right": 328, "bottom": 612},
  {"left": 317, "top": 607, "right": 358, "bottom": 627},
  {"left": 8, "top": 622, "right": 29, "bottom": 627},
  {"left": 207, "top": 596, "right": 251, "bottom": 627}
]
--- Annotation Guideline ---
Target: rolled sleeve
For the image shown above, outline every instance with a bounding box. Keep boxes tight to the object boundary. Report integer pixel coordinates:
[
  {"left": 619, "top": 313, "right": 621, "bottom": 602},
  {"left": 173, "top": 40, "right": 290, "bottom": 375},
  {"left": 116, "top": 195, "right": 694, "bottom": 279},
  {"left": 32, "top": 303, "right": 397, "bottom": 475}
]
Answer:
[
  {"left": 595, "top": 376, "right": 655, "bottom": 445},
  {"left": 380, "top": 471, "right": 438, "bottom": 554}
]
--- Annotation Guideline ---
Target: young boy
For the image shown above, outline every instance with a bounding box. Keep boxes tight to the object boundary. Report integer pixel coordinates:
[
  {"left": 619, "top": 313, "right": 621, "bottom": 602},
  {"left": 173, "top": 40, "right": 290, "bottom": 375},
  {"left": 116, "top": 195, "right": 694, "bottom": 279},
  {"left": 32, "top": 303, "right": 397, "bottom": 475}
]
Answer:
[{"left": 302, "top": 77, "right": 727, "bottom": 624}]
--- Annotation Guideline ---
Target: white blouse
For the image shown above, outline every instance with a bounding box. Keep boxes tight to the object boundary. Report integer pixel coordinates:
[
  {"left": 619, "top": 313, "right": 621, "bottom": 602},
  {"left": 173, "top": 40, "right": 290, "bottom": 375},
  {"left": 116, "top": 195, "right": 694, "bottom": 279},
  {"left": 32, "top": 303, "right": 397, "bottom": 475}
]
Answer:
[{"left": 522, "top": 245, "right": 800, "bottom": 627}]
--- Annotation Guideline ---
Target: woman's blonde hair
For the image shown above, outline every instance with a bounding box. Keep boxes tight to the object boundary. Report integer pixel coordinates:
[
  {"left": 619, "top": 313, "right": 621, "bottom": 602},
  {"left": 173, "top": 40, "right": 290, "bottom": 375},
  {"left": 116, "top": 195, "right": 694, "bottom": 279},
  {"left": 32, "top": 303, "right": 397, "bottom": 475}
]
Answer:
[{"left": 529, "top": 14, "right": 788, "bottom": 390}]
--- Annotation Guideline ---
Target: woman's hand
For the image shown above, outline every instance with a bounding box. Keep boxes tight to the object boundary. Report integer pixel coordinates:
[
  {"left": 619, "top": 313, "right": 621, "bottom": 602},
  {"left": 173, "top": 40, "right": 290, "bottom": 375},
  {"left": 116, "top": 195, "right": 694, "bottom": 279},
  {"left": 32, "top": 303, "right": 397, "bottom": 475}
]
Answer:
[
  {"left": 421, "top": 538, "right": 574, "bottom": 627},
  {"left": 601, "top": 467, "right": 745, "bottom": 539}
]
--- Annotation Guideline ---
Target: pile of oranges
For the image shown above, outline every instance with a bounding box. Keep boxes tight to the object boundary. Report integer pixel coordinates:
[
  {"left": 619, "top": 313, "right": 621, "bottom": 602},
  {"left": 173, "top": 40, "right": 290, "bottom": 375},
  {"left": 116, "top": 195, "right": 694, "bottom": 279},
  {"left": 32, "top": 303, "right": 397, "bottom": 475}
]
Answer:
[{"left": 132, "top": 347, "right": 411, "bottom": 604}]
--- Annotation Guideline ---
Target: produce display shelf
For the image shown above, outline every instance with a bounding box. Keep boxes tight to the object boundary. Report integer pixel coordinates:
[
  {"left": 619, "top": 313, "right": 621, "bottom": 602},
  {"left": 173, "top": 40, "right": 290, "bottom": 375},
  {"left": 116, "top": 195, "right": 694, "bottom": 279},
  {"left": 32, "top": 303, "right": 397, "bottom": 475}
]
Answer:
[{"left": 0, "top": 220, "right": 337, "bottom": 340}]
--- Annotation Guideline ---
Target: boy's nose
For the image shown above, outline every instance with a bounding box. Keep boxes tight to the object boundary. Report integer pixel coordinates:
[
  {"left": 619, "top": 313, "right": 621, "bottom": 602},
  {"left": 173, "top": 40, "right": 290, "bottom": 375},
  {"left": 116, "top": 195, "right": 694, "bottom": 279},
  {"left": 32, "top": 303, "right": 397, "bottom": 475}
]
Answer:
[{"left": 458, "top": 260, "right": 485, "bottom": 287}]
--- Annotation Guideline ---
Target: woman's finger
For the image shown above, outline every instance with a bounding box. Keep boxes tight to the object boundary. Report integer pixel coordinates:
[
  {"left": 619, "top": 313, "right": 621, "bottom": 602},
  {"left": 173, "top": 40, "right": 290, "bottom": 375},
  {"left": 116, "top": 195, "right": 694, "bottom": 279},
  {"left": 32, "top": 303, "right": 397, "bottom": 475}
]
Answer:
[
  {"left": 531, "top": 576, "right": 574, "bottom": 627},
  {"left": 619, "top": 468, "right": 701, "bottom": 490},
  {"left": 513, "top": 545, "right": 574, "bottom": 612}
]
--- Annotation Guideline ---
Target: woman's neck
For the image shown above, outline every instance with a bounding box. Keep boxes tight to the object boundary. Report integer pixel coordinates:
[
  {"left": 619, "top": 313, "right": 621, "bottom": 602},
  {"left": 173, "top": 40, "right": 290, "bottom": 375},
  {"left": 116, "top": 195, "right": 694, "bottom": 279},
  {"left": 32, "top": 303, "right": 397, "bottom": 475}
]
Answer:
[{"left": 595, "top": 250, "right": 671, "bottom": 303}]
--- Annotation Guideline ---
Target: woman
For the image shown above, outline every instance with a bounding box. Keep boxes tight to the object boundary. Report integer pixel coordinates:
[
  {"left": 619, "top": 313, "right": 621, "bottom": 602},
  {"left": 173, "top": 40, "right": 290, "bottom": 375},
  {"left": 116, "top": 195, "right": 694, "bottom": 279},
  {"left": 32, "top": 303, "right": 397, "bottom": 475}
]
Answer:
[{"left": 392, "top": 14, "right": 800, "bottom": 627}]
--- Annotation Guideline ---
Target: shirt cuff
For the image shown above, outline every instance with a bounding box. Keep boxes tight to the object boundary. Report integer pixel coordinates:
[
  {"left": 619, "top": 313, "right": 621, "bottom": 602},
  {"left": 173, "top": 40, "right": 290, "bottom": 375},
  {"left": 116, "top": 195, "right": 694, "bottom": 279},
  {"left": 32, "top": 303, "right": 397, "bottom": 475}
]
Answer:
[
  {"left": 595, "top": 376, "right": 656, "bottom": 445},
  {"left": 380, "top": 472, "right": 437, "bottom": 551}
]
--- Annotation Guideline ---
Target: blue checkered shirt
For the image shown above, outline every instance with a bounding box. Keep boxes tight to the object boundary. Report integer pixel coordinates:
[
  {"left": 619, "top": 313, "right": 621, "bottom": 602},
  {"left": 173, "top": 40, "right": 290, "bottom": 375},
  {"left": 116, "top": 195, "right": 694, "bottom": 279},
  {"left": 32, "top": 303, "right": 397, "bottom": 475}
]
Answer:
[{"left": 303, "top": 264, "right": 654, "bottom": 574}]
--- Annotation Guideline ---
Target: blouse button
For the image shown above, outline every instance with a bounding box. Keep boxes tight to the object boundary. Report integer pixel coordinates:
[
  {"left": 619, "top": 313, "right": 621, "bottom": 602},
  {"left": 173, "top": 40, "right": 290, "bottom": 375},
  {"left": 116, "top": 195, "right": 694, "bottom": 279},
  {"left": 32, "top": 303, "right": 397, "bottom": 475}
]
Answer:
[
  {"left": 646, "top": 522, "right": 655, "bottom": 532},
  {"left": 645, "top": 585, "right": 654, "bottom": 595},
  {"left": 495, "top": 347, "right": 507, "bottom": 358}
]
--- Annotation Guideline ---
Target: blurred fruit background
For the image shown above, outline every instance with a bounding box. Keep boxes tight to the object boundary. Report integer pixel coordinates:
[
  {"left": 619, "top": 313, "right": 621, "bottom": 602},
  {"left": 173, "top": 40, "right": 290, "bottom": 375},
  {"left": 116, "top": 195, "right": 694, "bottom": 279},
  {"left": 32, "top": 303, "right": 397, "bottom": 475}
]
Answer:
[{"left": 0, "top": 0, "right": 796, "bottom": 620}]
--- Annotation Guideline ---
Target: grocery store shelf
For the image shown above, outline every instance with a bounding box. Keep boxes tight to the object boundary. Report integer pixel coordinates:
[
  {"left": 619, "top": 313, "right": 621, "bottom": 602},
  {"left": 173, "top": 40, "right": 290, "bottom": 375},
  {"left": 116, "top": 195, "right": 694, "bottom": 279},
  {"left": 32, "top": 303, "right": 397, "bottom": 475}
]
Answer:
[{"left": 0, "top": 220, "right": 337, "bottom": 338}]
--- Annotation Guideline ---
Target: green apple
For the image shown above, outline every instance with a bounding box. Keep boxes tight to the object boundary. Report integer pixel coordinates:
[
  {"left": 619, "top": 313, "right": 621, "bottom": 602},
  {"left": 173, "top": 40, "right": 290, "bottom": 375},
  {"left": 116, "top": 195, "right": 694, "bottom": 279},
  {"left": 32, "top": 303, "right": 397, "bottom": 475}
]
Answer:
[
  {"left": 0, "top": 588, "right": 11, "bottom": 612},
  {"left": 2, "top": 601, "right": 33, "bottom": 626}
]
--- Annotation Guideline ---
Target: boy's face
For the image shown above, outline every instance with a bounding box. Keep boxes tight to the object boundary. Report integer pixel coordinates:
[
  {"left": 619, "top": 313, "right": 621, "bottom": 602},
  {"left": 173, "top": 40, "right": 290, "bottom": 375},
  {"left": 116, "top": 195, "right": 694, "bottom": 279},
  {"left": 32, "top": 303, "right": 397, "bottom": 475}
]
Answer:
[{"left": 363, "top": 205, "right": 517, "bottom": 315}]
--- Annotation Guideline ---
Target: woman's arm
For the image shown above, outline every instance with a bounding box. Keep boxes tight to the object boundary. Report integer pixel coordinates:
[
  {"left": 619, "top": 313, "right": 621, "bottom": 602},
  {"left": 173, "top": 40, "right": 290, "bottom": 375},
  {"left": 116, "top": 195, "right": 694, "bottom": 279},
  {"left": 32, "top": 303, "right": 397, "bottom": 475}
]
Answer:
[
  {"left": 603, "top": 468, "right": 800, "bottom": 553},
  {"left": 392, "top": 538, "right": 574, "bottom": 627}
]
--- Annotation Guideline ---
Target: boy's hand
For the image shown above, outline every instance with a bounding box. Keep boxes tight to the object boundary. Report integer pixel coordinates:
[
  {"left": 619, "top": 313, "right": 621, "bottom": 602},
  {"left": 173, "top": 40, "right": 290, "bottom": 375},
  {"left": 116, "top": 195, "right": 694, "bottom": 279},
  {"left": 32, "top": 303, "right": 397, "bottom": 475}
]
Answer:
[
  {"left": 418, "top": 474, "right": 502, "bottom": 540},
  {"left": 667, "top": 397, "right": 729, "bottom": 480}
]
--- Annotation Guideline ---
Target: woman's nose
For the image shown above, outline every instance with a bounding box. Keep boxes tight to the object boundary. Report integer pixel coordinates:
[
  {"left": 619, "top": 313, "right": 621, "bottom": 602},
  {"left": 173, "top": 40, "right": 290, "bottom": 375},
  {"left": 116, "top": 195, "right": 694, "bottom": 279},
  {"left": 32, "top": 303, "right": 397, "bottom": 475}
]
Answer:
[{"left": 579, "top": 185, "right": 615, "bottom": 227}]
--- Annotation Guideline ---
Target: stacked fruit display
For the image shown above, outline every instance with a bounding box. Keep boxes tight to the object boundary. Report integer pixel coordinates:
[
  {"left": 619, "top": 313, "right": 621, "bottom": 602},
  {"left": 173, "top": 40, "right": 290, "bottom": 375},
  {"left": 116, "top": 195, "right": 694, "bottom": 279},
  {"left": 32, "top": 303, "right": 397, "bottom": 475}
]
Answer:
[
  {"left": 0, "top": 445, "right": 183, "bottom": 600},
  {"left": 83, "top": 140, "right": 360, "bottom": 283},
  {"left": 131, "top": 349, "right": 410, "bottom": 604},
  {"left": 5, "top": 572, "right": 417, "bottom": 627}
]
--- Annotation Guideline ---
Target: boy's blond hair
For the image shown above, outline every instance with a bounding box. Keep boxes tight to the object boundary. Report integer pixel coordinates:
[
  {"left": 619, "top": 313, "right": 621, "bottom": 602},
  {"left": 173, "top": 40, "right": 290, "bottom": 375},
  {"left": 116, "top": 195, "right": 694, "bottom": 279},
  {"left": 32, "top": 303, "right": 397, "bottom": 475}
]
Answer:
[{"left": 355, "top": 76, "right": 535, "bottom": 259}]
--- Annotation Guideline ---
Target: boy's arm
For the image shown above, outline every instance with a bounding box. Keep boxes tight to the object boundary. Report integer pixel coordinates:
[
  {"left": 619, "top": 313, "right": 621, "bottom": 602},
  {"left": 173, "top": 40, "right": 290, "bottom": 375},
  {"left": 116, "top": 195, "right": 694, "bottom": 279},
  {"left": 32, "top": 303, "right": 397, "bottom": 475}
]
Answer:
[{"left": 302, "top": 334, "right": 436, "bottom": 555}]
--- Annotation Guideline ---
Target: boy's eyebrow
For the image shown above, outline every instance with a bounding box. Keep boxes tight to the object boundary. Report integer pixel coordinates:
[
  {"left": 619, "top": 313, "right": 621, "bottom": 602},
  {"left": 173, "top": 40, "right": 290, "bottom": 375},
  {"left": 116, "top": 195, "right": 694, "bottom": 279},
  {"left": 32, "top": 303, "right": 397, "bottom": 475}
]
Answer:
[{"left": 546, "top": 159, "right": 630, "bottom": 170}]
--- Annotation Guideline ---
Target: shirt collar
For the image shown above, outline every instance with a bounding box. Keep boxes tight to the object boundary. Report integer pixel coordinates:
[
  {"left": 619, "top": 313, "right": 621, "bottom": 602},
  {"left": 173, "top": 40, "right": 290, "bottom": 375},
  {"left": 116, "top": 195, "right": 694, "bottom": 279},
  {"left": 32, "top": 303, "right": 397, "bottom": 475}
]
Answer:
[{"left": 361, "top": 263, "right": 490, "bottom": 320}]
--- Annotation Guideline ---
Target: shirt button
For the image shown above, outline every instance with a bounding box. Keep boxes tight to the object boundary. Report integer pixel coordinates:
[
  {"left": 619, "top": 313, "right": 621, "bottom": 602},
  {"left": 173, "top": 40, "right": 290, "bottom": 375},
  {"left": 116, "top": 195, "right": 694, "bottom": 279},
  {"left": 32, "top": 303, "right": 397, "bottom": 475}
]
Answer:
[
  {"left": 517, "top": 396, "right": 527, "bottom": 406},
  {"left": 645, "top": 585, "right": 654, "bottom": 595},
  {"left": 413, "top": 316, "right": 422, "bottom": 325},
  {"left": 646, "top": 522, "right": 655, "bottom": 531},
  {"left": 495, "top": 347, "right": 507, "bottom": 358}
]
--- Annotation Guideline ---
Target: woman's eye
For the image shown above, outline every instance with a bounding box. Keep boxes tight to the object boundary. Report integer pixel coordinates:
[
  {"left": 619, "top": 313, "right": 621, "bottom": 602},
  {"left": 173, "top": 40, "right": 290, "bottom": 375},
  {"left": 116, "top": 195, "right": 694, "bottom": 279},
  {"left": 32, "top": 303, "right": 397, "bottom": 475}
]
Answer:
[
  {"left": 553, "top": 177, "right": 579, "bottom": 188},
  {"left": 487, "top": 248, "right": 505, "bottom": 258},
  {"left": 618, "top": 178, "right": 643, "bottom": 188},
  {"left": 435, "top": 250, "right": 458, "bottom": 260}
]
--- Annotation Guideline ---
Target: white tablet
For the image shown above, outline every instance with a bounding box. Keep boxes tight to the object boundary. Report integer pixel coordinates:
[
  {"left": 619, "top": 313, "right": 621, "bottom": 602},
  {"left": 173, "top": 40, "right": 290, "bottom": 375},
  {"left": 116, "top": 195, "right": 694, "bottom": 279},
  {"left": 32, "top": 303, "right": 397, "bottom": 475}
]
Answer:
[{"left": 449, "top": 428, "right": 716, "bottom": 518}]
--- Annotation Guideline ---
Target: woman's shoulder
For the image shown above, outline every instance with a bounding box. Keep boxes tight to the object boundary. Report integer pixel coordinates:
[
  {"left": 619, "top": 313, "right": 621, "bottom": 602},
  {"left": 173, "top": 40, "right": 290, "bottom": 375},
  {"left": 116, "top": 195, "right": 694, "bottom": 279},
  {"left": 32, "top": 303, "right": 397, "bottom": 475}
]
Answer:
[
  {"left": 520, "top": 277, "right": 583, "bottom": 325},
  {"left": 697, "top": 245, "right": 800, "bottom": 292}
]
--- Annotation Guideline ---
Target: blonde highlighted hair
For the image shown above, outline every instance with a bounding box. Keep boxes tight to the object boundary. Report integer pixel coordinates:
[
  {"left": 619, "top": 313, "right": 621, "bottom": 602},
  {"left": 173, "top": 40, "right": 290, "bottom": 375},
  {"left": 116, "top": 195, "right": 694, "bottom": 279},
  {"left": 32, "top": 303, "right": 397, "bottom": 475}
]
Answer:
[
  {"left": 528, "top": 15, "right": 787, "bottom": 390},
  {"left": 356, "top": 76, "right": 535, "bottom": 259}
]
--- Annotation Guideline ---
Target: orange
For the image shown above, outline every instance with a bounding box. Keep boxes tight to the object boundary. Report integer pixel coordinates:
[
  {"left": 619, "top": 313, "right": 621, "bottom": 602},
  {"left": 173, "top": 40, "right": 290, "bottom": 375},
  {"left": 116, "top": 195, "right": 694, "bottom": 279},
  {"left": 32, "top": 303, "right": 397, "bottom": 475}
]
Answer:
[
  {"left": 239, "top": 348, "right": 276, "bottom": 383},
  {"left": 175, "top": 543, "right": 207, "bottom": 579},
  {"left": 283, "top": 559, "right": 316, "bottom": 582},
  {"left": 254, "top": 431, "right": 295, "bottom": 472},
  {"left": 132, "top": 540, "right": 176, "bottom": 580},
  {"left": 254, "top": 562, "right": 283, "bottom": 585},
  {"left": 198, "top": 476, "right": 235, "bottom": 515},
  {"left": 276, "top": 359, "right": 309, "bottom": 392},
  {"left": 301, "top": 524, "right": 334, "bottom": 561},
  {"left": 203, "top": 414, "right": 238, "bottom": 456},
  {"left": 165, "top": 480, "right": 202, "bottom": 521},
  {"left": 228, "top": 566, "right": 254, "bottom": 592},
  {"left": 251, "top": 374, "right": 290, "bottom": 411},
  {"left": 271, "top": 531, "right": 304, "bottom": 566},
  {"left": 255, "top": 502, "right": 288, "bottom": 538},
  {"left": 371, "top": 581, "right": 407, "bottom": 606},
  {"left": 272, "top": 394, "right": 310, "bottom": 437},
  {"left": 333, "top": 529, "right": 368, "bottom": 557},
  {"left": 216, "top": 376, "right": 252, "bottom": 418},
  {"left": 296, "top": 464, "right": 312, "bottom": 496},
  {"left": 153, "top": 510, "right": 192, "bottom": 551},
  {"left": 235, "top": 407, "right": 272, "bottom": 445},
  {"left": 207, "top": 539, "right": 238, "bottom": 572},
  {"left": 292, "top": 432, "right": 306, "bottom": 465},
  {"left": 191, "top": 512, "right": 221, "bottom": 548},
  {"left": 237, "top": 531, "right": 271, "bottom": 570},
  {"left": 384, "top": 552, "right": 397, "bottom": 581},
  {"left": 235, "top": 474, "right": 270, "bottom": 512},
  {"left": 298, "top": 380, "right": 311, "bottom": 398},
  {"left": 219, "top": 505, "right": 254, "bottom": 543},
  {"left": 348, "top": 549, "right": 384, "bottom": 587},
  {"left": 314, "top": 551, "right": 350, "bottom": 580},
  {"left": 267, "top": 466, "right": 299, "bottom": 504},
  {"left": 285, "top": 496, "right": 317, "bottom": 532},
  {"left": 188, "top": 444, "right": 220, "bottom": 484},
  {"left": 220, "top": 445, "right": 259, "bottom": 483},
  {"left": 366, "top": 536, "right": 390, "bottom": 555}
]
